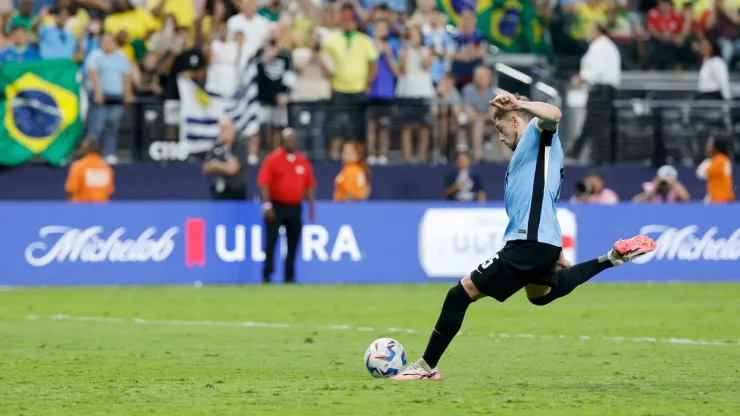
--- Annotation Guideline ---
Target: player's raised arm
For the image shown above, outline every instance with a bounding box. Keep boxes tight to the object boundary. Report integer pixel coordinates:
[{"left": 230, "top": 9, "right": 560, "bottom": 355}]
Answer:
[{"left": 490, "top": 92, "right": 561, "bottom": 131}]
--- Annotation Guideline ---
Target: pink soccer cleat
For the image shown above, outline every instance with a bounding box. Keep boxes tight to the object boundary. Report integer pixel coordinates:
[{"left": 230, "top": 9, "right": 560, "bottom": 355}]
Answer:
[
  {"left": 393, "top": 359, "right": 442, "bottom": 380},
  {"left": 609, "top": 235, "right": 657, "bottom": 265}
]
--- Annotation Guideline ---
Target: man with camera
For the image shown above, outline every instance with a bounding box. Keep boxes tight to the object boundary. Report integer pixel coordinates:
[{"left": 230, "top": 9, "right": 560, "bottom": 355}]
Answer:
[
  {"left": 570, "top": 172, "right": 619, "bottom": 204},
  {"left": 632, "top": 165, "right": 691, "bottom": 203},
  {"left": 202, "top": 118, "right": 248, "bottom": 200}
]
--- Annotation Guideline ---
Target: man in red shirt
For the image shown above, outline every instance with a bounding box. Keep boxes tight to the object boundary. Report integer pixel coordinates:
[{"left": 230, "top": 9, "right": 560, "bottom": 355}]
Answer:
[
  {"left": 256, "top": 128, "right": 316, "bottom": 284},
  {"left": 645, "top": 0, "right": 685, "bottom": 69}
]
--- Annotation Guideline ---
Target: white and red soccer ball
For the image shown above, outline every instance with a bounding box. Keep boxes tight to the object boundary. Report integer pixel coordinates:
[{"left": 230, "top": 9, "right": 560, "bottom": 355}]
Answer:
[{"left": 364, "top": 338, "right": 407, "bottom": 378}]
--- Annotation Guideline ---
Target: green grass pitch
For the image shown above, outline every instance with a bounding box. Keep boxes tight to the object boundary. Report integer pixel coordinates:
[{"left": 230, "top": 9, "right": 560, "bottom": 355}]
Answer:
[{"left": 1, "top": 283, "right": 739, "bottom": 415}]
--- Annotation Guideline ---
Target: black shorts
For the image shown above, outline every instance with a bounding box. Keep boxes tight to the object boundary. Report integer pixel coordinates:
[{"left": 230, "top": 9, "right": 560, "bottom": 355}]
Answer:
[
  {"left": 366, "top": 99, "right": 396, "bottom": 122},
  {"left": 469, "top": 240, "right": 562, "bottom": 302}
]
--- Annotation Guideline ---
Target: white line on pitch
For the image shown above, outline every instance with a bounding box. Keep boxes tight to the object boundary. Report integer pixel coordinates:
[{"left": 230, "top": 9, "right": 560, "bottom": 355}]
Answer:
[{"left": 24, "top": 314, "right": 740, "bottom": 347}]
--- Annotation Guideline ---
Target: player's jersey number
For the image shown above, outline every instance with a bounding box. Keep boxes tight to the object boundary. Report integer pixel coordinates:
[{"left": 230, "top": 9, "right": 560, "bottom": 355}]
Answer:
[{"left": 478, "top": 253, "right": 500, "bottom": 271}]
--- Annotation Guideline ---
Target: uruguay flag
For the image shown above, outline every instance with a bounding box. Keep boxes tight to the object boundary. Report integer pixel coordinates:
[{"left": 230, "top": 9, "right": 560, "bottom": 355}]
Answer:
[{"left": 177, "top": 54, "right": 260, "bottom": 154}]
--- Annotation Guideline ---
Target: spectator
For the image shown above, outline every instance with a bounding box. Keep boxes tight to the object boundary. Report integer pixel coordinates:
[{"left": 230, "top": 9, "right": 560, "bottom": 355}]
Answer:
[
  {"left": 290, "top": 30, "right": 331, "bottom": 160},
  {"left": 449, "top": 8, "right": 487, "bottom": 89},
  {"left": 569, "top": 23, "right": 620, "bottom": 164},
  {"left": 645, "top": 0, "right": 684, "bottom": 70},
  {"left": 160, "top": 27, "right": 205, "bottom": 139},
  {"left": 366, "top": 19, "right": 399, "bottom": 166},
  {"left": 131, "top": 50, "right": 163, "bottom": 96},
  {"left": 582, "top": 172, "right": 620, "bottom": 204},
  {"left": 334, "top": 141, "right": 371, "bottom": 201},
  {"left": 444, "top": 151, "right": 485, "bottom": 202},
  {"left": 424, "top": 12, "right": 453, "bottom": 86},
  {"left": 257, "top": 128, "right": 316, "bottom": 284},
  {"left": 320, "top": 2, "right": 378, "bottom": 160},
  {"left": 203, "top": 14, "right": 243, "bottom": 97},
  {"left": 0, "top": 24, "right": 41, "bottom": 63},
  {"left": 104, "top": 0, "right": 157, "bottom": 42},
  {"left": 65, "top": 139, "right": 114, "bottom": 203},
  {"left": 565, "top": 0, "right": 607, "bottom": 48},
  {"left": 696, "top": 136, "right": 735, "bottom": 203},
  {"left": 697, "top": 37, "right": 731, "bottom": 99},
  {"left": 460, "top": 65, "right": 495, "bottom": 162},
  {"left": 605, "top": 3, "right": 636, "bottom": 67},
  {"left": 148, "top": 0, "right": 196, "bottom": 29},
  {"left": 431, "top": 73, "right": 462, "bottom": 163},
  {"left": 408, "top": 0, "right": 439, "bottom": 31},
  {"left": 258, "top": 0, "right": 281, "bottom": 23},
  {"left": 292, "top": 0, "right": 319, "bottom": 47},
  {"left": 86, "top": 32, "right": 133, "bottom": 164},
  {"left": 41, "top": 0, "right": 92, "bottom": 40},
  {"left": 202, "top": 118, "right": 248, "bottom": 200},
  {"left": 39, "top": 7, "right": 81, "bottom": 60},
  {"left": 699, "top": 0, "right": 740, "bottom": 64},
  {"left": 397, "top": 25, "right": 434, "bottom": 163},
  {"left": 227, "top": 0, "right": 272, "bottom": 58},
  {"left": 227, "top": 0, "right": 272, "bottom": 163},
  {"left": 7, "top": 0, "right": 39, "bottom": 40},
  {"left": 632, "top": 165, "right": 691, "bottom": 203},
  {"left": 257, "top": 30, "right": 295, "bottom": 151},
  {"left": 366, "top": 4, "right": 402, "bottom": 50}
]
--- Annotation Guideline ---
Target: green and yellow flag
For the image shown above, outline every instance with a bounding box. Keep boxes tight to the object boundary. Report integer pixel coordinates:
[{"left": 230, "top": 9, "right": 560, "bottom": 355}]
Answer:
[
  {"left": 437, "top": 0, "right": 546, "bottom": 54},
  {"left": 0, "top": 59, "right": 83, "bottom": 166}
]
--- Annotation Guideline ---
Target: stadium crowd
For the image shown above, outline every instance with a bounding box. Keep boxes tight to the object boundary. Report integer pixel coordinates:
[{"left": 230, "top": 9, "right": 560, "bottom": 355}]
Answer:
[{"left": 0, "top": 0, "right": 738, "bottom": 166}]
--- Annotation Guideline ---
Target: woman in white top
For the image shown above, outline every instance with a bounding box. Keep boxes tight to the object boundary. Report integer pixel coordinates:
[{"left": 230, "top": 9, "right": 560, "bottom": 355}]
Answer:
[
  {"left": 697, "top": 38, "right": 732, "bottom": 100},
  {"left": 397, "top": 26, "right": 435, "bottom": 163}
]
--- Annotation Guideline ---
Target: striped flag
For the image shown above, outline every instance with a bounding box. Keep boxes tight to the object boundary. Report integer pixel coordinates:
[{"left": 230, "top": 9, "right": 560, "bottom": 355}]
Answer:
[{"left": 177, "top": 55, "right": 260, "bottom": 154}]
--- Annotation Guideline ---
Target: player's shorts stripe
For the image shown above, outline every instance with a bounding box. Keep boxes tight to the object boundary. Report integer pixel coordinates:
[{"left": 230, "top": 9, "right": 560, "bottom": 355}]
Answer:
[{"left": 527, "top": 131, "right": 554, "bottom": 241}]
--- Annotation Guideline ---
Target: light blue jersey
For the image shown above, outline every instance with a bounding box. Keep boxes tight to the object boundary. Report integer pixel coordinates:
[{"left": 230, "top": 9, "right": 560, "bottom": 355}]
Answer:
[{"left": 503, "top": 118, "right": 564, "bottom": 247}]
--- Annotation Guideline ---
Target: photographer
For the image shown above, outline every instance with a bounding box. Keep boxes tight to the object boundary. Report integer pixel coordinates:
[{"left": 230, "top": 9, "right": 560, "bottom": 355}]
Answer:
[
  {"left": 632, "top": 165, "right": 691, "bottom": 203},
  {"left": 570, "top": 172, "right": 619, "bottom": 204},
  {"left": 202, "top": 119, "right": 248, "bottom": 200}
]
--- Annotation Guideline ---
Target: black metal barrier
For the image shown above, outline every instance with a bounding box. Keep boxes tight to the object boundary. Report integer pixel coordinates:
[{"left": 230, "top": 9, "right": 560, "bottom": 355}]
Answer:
[{"left": 113, "top": 97, "right": 740, "bottom": 165}]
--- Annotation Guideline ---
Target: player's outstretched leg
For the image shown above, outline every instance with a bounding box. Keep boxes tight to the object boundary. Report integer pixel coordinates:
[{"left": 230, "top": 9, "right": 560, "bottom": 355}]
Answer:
[
  {"left": 528, "top": 234, "right": 656, "bottom": 305},
  {"left": 393, "top": 279, "right": 483, "bottom": 380}
]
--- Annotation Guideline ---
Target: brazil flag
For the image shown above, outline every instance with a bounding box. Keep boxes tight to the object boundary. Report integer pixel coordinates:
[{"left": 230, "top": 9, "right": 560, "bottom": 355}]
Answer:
[{"left": 0, "top": 59, "right": 83, "bottom": 166}]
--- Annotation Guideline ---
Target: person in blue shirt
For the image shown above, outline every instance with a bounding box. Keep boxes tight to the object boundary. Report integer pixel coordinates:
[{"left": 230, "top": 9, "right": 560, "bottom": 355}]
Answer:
[
  {"left": 85, "top": 32, "right": 133, "bottom": 164},
  {"left": 366, "top": 19, "right": 399, "bottom": 165},
  {"left": 39, "top": 7, "right": 80, "bottom": 60},
  {"left": 0, "top": 25, "right": 41, "bottom": 63},
  {"left": 394, "top": 92, "right": 659, "bottom": 381},
  {"left": 449, "top": 9, "right": 487, "bottom": 89}
]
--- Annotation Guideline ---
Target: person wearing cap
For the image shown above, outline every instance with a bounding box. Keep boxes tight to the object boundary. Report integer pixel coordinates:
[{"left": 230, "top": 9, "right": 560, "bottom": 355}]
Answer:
[
  {"left": 569, "top": 23, "right": 621, "bottom": 164},
  {"left": 202, "top": 118, "right": 248, "bottom": 200},
  {"left": 632, "top": 165, "right": 691, "bottom": 203},
  {"left": 319, "top": 2, "right": 378, "bottom": 160},
  {"left": 256, "top": 127, "right": 316, "bottom": 284},
  {"left": 0, "top": 23, "right": 40, "bottom": 63}
]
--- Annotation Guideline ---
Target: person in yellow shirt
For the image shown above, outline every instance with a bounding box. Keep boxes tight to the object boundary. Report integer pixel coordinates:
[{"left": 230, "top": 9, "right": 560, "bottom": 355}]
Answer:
[
  {"left": 148, "top": 0, "right": 196, "bottom": 31},
  {"left": 568, "top": 0, "right": 608, "bottom": 41},
  {"left": 319, "top": 2, "right": 378, "bottom": 160},
  {"left": 104, "top": 0, "right": 158, "bottom": 42},
  {"left": 334, "top": 141, "right": 371, "bottom": 201}
]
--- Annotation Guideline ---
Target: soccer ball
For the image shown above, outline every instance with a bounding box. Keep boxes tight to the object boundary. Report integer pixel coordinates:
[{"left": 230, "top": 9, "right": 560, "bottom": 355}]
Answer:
[{"left": 364, "top": 338, "right": 407, "bottom": 378}]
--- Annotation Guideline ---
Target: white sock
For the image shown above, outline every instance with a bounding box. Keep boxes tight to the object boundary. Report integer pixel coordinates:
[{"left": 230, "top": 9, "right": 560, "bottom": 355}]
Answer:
[
  {"left": 417, "top": 358, "right": 433, "bottom": 372},
  {"left": 605, "top": 250, "right": 623, "bottom": 266}
]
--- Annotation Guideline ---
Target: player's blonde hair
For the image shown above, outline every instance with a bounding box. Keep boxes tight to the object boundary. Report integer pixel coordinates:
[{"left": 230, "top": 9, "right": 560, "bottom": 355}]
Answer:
[{"left": 492, "top": 93, "right": 533, "bottom": 123}]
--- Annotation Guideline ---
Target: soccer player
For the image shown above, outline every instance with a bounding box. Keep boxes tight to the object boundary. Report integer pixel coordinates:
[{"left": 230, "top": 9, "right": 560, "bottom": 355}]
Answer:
[{"left": 394, "top": 92, "right": 657, "bottom": 380}]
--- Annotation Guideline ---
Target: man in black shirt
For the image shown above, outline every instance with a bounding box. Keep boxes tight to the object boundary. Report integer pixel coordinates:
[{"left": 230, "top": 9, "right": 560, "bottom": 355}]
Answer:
[
  {"left": 257, "top": 36, "right": 295, "bottom": 150},
  {"left": 162, "top": 36, "right": 207, "bottom": 135},
  {"left": 202, "top": 118, "right": 248, "bottom": 200}
]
